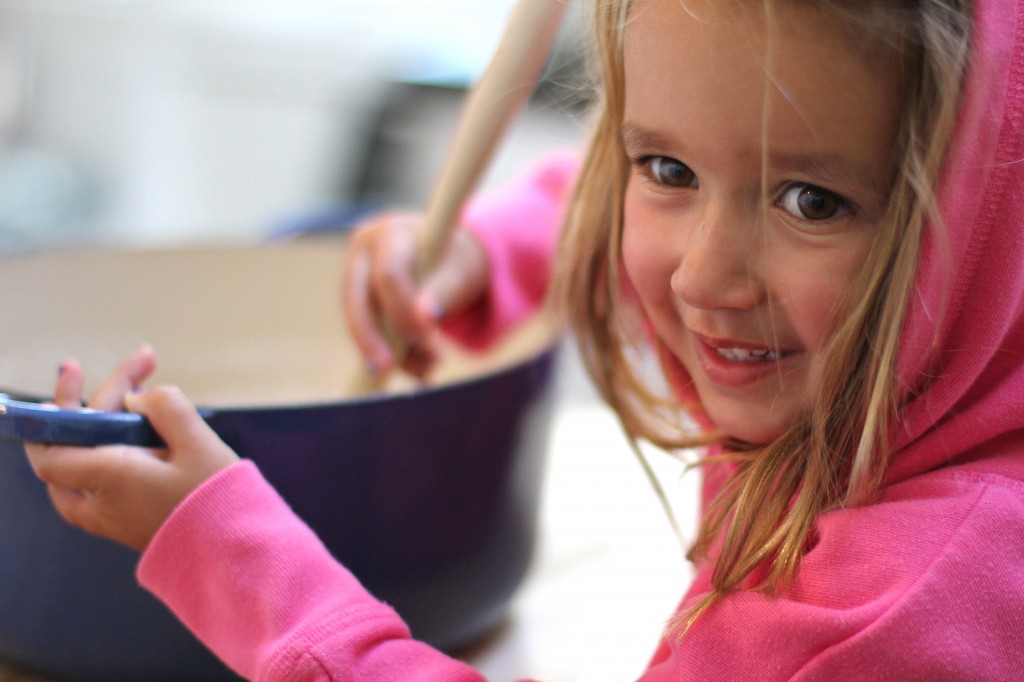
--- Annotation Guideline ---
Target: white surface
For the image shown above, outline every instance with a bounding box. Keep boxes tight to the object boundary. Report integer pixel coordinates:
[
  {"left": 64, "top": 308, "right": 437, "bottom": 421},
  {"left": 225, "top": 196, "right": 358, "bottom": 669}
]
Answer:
[{"left": 466, "top": 347, "right": 700, "bottom": 681}]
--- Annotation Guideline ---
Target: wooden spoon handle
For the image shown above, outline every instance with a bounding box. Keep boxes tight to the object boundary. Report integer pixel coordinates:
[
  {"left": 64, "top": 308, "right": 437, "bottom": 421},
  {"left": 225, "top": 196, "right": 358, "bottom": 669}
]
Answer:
[
  {"left": 348, "top": 0, "right": 568, "bottom": 395},
  {"left": 414, "top": 0, "right": 570, "bottom": 273}
]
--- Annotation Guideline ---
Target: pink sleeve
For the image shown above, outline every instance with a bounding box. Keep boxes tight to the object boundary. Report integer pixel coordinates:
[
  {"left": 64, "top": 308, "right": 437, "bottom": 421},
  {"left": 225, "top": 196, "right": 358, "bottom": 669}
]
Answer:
[
  {"left": 137, "top": 461, "right": 489, "bottom": 681},
  {"left": 441, "top": 152, "right": 579, "bottom": 350}
]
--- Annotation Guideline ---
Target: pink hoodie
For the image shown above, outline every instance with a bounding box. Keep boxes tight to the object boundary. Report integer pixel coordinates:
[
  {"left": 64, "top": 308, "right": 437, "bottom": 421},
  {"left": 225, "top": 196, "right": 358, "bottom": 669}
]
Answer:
[{"left": 138, "top": 1, "right": 1024, "bottom": 678}]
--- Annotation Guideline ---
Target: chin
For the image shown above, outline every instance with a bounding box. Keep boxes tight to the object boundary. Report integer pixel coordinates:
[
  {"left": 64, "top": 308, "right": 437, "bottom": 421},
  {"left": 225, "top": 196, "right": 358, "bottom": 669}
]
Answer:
[{"left": 704, "top": 408, "right": 791, "bottom": 447}]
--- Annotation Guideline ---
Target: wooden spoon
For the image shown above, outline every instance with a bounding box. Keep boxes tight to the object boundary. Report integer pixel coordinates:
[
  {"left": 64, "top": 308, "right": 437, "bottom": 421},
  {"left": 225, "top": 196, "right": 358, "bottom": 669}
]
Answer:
[
  {"left": 414, "top": 0, "right": 571, "bottom": 273},
  {"left": 351, "top": 0, "right": 570, "bottom": 393}
]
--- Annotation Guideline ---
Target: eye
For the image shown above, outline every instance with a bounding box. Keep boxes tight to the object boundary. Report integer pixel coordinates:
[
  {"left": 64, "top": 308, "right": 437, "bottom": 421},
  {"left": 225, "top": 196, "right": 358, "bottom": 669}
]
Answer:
[
  {"left": 639, "top": 156, "right": 698, "bottom": 189},
  {"left": 778, "top": 183, "right": 851, "bottom": 221}
]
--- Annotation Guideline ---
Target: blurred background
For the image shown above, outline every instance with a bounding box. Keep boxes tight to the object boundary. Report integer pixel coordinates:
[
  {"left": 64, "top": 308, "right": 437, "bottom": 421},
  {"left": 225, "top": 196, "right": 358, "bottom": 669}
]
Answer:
[{"left": 0, "top": 0, "right": 590, "bottom": 251}]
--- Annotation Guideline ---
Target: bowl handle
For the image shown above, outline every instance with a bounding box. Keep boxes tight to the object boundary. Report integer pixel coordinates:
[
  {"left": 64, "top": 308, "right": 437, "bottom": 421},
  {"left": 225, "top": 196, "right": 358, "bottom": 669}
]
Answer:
[{"left": 0, "top": 395, "right": 166, "bottom": 447}]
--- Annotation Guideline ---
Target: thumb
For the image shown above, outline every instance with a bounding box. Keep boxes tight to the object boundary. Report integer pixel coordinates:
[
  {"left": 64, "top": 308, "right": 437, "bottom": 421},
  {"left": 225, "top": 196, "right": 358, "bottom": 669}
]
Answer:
[
  {"left": 416, "top": 230, "right": 489, "bottom": 326},
  {"left": 124, "top": 386, "right": 217, "bottom": 454},
  {"left": 124, "top": 386, "right": 239, "bottom": 480}
]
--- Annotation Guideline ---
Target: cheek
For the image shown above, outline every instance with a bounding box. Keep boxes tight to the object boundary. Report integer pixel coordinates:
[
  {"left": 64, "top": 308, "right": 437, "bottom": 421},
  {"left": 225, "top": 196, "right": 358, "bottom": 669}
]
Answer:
[
  {"left": 622, "top": 190, "right": 675, "bottom": 308},
  {"left": 790, "top": 287, "right": 842, "bottom": 352},
  {"left": 773, "top": 245, "right": 871, "bottom": 353}
]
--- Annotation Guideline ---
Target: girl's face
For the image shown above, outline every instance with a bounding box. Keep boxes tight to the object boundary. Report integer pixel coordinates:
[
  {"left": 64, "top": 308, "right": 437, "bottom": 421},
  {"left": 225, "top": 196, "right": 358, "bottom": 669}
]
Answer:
[{"left": 621, "top": 0, "right": 902, "bottom": 443}]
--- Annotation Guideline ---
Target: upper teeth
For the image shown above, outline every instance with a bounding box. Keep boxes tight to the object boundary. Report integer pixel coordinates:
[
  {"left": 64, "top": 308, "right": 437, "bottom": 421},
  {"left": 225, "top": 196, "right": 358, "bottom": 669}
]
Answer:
[{"left": 716, "top": 347, "right": 779, "bottom": 362}]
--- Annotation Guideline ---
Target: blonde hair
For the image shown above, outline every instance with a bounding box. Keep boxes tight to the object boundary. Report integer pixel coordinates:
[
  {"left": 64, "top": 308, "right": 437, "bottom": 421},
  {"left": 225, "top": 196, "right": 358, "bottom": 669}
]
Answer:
[{"left": 552, "top": 0, "right": 973, "bottom": 625}]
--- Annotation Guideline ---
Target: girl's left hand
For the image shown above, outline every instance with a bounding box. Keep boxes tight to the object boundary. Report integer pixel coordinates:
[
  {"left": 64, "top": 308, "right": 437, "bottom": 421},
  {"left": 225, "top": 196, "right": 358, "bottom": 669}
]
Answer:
[{"left": 23, "top": 346, "right": 240, "bottom": 552}]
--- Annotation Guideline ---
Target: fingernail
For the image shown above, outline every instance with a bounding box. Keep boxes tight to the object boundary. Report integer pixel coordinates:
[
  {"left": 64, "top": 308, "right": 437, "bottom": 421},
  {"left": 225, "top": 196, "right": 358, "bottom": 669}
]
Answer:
[
  {"left": 57, "top": 362, "right": 67, "bottom": 377},
  {"left": 419, "top": 294, "right": 444, "bottom": 322},
  {"left": 413, "top": 293, "right": 442, "bottom": 325}
]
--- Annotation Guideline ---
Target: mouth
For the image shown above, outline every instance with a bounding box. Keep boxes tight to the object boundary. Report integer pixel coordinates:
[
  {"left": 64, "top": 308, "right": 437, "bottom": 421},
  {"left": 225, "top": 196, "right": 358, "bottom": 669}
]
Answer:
[
  {"left": 696, "top": 332, "right": 796, "bottom": 361},
  {"left": 690, "top": 332, "right": 798, "bottom": 387},
  {"left": 712, "top": 346, "right": 794, "bottom": 363}
]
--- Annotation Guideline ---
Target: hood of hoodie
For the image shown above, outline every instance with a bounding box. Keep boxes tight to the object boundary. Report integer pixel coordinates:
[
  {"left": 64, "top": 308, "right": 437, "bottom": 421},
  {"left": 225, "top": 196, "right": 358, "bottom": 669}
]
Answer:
[{"left": 889, "top": 0, "right": 1024, "bottom": 484}]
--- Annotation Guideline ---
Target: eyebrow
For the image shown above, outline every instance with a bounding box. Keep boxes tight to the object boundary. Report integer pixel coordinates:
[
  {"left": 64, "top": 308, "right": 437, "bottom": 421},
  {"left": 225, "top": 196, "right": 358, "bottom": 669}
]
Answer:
[
  {"left": 771, "top": 152, "right": 889, "bottom": 197},
  {"left": 619, "top": 122, "right": 888, "bottom": 197},
  {"left": 620, "top": 123, "right": 674, "bottom": 153}
]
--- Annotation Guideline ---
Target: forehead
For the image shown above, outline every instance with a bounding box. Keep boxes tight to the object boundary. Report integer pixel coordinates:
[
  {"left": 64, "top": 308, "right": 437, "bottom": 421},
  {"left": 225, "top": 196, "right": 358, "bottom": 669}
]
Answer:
[{"left": 622, "top": 0, "right": 902, "bottom": 175}]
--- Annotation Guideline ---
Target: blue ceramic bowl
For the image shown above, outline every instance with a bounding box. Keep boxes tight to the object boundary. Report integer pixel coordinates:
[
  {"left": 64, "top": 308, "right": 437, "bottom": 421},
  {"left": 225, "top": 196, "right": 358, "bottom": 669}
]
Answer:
[{"left": 0, "top": 244, "right": 558, "bottom": 681}]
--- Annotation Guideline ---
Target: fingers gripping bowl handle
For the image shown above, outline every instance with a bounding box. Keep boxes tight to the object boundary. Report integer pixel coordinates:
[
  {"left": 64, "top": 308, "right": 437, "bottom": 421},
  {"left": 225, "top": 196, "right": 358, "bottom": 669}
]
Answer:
[{"left": 0, "top": 395, "right": 192, "bottom": 448}]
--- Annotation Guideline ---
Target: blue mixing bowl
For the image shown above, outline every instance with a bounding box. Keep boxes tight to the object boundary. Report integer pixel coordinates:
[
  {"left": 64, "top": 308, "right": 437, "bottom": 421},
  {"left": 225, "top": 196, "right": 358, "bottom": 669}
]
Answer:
[{"left": 0, "top": 244, "right": 559, "bottom": 681}]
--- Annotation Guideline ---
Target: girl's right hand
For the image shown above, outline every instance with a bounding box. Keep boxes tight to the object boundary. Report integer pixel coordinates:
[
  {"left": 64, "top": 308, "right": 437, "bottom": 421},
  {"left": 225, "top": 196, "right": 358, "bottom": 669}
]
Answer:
[{"left": 342, "top": 212, "right": 489, "bottom": 377}]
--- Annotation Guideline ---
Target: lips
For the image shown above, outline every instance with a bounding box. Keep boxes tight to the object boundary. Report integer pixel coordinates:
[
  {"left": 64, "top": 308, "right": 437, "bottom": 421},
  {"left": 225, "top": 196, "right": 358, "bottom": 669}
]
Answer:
[
  {"left": 691, "top": 332, "right": 797, "bottom": 387},
  {"left": 714, "top": 347, "right": 783, "bottom": 362}
]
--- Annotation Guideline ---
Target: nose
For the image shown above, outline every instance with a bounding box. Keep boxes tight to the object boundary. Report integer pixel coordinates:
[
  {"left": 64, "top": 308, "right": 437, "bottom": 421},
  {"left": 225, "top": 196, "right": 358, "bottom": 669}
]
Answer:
[{"left": 671, "top": 200, "right": 763, "bottom": 310}]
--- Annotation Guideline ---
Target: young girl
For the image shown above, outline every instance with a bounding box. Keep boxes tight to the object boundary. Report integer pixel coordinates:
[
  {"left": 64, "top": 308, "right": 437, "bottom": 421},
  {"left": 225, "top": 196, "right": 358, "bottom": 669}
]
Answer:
[{"left": 25, "top": 0, "right": 1024, "bottom": 678}]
